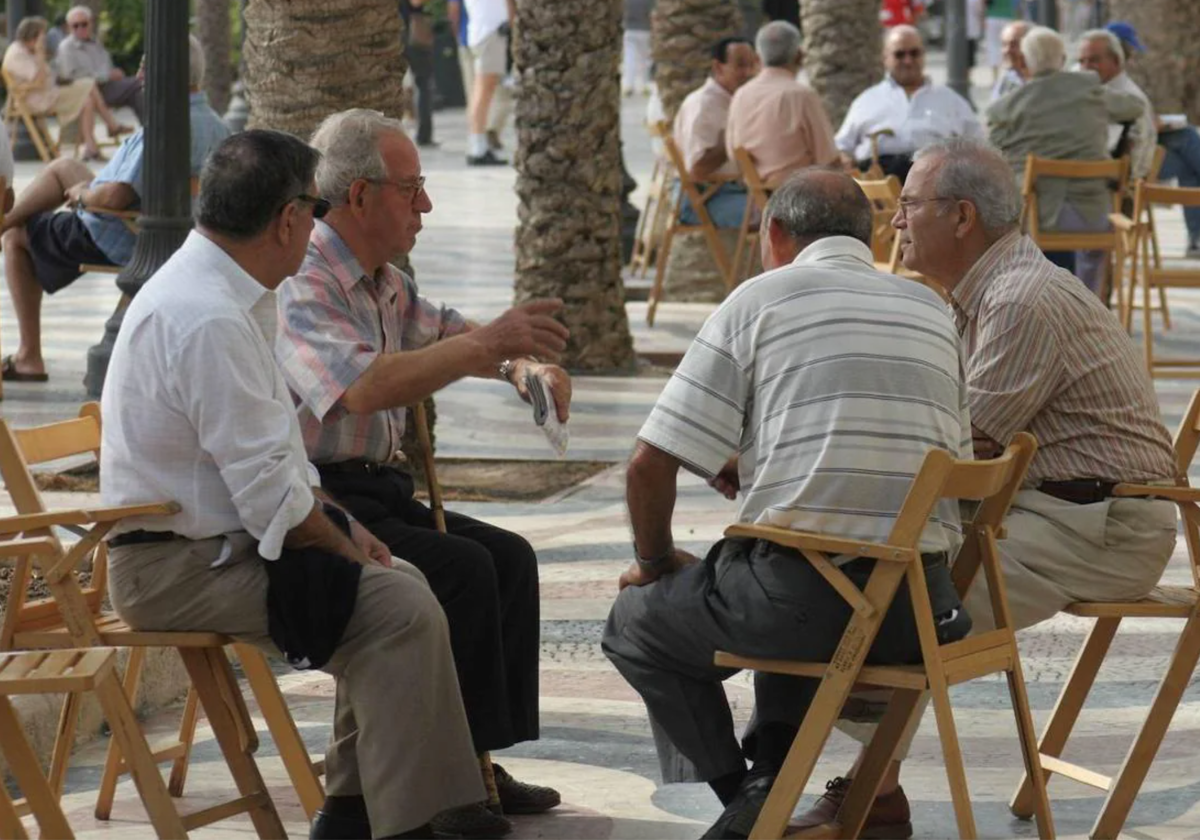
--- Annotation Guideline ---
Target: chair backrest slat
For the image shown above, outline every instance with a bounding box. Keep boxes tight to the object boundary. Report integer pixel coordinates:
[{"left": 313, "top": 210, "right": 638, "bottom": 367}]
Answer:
[
  {"left": 1137, "top": 182, "right": 1200, "bottom": 210},
  {"left": 733, "top": 147, "right": 772, "bottom": 214}
]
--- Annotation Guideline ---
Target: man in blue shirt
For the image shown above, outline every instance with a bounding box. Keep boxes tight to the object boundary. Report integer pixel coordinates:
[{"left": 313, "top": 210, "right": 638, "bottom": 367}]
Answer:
[{"left": 0, "top": 34, "right": 230, "bottom": 382}]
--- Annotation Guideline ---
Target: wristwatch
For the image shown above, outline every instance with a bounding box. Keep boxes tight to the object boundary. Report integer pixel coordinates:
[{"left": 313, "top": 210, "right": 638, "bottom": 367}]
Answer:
[{"left": 498, "top": 358, "right": 518, "bottom": 382}]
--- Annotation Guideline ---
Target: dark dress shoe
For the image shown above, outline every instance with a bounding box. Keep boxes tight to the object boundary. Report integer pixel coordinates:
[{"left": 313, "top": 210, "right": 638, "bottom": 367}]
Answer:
[
  {"left": 310, "top": 808, "right": 371, "bottom": 839},
  {"left": 430, "top": 802, "right": 512, "bottom": 838},
  {"left": 492, "top": 762, "right": 561, "bottom": 814},
  {"left": 466, "top": 150, "right": 508, "bottom": 167},
  {"left": 700, "top": 767, "right": 777, "bottom": 839}
]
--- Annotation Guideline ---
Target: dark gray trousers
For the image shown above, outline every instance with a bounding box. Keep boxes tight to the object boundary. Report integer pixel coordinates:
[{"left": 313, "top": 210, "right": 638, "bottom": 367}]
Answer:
[{"left": 602, "top": 537, "right": 968, "bottom": 783}]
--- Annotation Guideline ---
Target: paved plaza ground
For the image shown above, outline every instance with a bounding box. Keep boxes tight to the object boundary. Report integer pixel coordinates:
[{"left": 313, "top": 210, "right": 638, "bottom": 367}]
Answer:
[{"left": 4, "top": 54, "right": 1200, "bottom": 839}]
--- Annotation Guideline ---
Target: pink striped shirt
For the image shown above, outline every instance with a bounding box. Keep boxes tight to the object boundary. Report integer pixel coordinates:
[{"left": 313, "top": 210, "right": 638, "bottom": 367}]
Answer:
[
  {"left": 275, "top": 221, "right": 469, "bottom": 464},
  {"left": 952, "top": 230, "right": 1174, "bottom": 484}
]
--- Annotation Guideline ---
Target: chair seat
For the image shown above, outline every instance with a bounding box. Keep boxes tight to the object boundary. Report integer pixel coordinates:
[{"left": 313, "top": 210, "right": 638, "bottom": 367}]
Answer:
[
  {"left": 1065, "top": 585, "right": 1197, "bottom": 618},
  {"left": 13, "top": 612, "right": 232, "bottom": 649},
  {"left": 0, "top": 648, "right": 117, "bottom": 695}
]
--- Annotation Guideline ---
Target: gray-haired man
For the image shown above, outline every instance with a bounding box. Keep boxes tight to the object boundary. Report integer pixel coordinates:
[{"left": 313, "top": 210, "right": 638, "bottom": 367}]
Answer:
[
  {"left": 602, "top": 168, "right": 973, "bottom": 840},
  {"left": 57, "top": 4, "right": 144, "bottom": 122}
]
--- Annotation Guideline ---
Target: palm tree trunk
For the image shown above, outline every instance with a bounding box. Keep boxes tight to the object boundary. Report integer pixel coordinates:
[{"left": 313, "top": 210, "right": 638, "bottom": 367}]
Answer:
[
  {"left": 652, "top": 0, "right": 745, "bottom": 121},
  {"left": 1107, "top": 0, "right": 1200, "bottom": 123},
  {"left": 242, "top": 0, "right": 407, "bottom": 138},
  {"left": 800, "top": 0, "right": 882, "bottom": 128},
  {"left": 514, "top": 0, "right": 636, "bottom": 372},
  {"left": 198, "top": 0, "right": 234, "bottom": 115}
]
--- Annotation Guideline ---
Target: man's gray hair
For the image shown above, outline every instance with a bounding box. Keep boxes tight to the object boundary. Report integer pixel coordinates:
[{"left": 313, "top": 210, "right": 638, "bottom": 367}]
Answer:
[
  {"left": 755, "top": 20, "right": 801, "bottom": 68},
  {"left": 1081, "top": 28, "right": 1125, "bottom": 70},
  {"left": 1021, "top": 25, "right": 1065, "bottom": 76},
  {"left": 188, "top": 34, "right": 205, "bottom": 89},
  {"left": 913, "top": 137, "right": 1021, "bottom": 236},
  {"left": 762, "top": 168, "right": 873, "bottom": 247},
  {"left": 309, "top": 108, "right": 409, "bottom": 203},
  {"left": 66, "top": 5, "right": 92, "bottom": 22}
]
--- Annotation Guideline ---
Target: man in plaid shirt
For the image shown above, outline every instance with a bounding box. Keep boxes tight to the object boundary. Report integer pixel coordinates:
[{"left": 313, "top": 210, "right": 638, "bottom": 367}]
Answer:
[{"left": 276, "top": 108, "right": 570, "bottom": 839}]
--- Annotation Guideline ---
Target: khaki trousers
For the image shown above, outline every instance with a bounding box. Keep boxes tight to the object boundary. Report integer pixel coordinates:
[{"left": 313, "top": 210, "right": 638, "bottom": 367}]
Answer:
[
  {"left": 457, "top": 42, "right": 512, "bottom": 133},
  {"left": 109, "top": 536, "right": 484, "bottom": 837},
  {"left": 837, "top": 490, "right": 1178, "bottom": 757}
]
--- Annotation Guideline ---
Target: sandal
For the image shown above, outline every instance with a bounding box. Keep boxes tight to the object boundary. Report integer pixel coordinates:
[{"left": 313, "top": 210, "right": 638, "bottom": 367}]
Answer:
[{"left": 1, "top": 355, "right": 48, "bottom": 382}]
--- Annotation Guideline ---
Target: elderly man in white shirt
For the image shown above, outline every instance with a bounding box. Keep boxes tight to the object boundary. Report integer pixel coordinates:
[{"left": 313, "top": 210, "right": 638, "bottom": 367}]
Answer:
[
  {"left": 57, "top": 4, "right": 143, "bottom": 123},
  {"left": 673, "top": 36, "right": 758, "bottom": 227},
  {"left": 100, "top": 129, "right": 485, "bottom": 840},
  {"left": 1078, "top": 29, "right": 1156, "bottom": 180},
  {"left": 836, "top": 25, "right": 982, "bottom": 182}
]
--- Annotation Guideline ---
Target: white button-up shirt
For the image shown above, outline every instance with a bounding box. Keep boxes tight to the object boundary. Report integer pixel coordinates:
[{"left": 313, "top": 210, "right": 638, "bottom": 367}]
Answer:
[
  {"left": 101, "top": 232, "right": 318, "bottom": 560},
  {"left": 673, "top": 77, "right": 737, "bottom": 178},
  {"left": 835, "top": 75, "right": 983, "bottom": 162}
]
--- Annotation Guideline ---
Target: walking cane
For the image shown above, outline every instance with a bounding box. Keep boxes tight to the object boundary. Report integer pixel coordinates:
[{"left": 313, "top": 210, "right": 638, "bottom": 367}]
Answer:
[{"left": 412, "top": 401, "right": 502, "bottom": 814}]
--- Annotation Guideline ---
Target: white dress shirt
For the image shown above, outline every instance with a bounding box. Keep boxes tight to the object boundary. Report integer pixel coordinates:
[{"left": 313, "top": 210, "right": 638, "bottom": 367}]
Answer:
[
  {"left": 673, "top": 77, "right": 737, "bottom": 178},
  {"left": 101, "top": 232, "right": 318, "bottom": 560},
  {"left": 835, "top": 75, "right": 983, "bottom": 161}
]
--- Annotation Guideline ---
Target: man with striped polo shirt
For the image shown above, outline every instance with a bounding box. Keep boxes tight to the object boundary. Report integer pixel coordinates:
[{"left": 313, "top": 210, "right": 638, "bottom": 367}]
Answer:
[
  {"left": 602, "top": 168, "right": 974, "bottom": 840},
  {"left": 794, "top": 137, "right": 1178, "bottom": 838}
]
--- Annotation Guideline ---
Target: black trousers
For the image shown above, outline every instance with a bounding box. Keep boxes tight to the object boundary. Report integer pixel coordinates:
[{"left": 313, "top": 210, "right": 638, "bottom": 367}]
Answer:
[
  {"left": 406, "top": 41, "right": 435, "bottom": 145},
  {"left": 318, "top": 465, "right": 540, "bottom": 753}
]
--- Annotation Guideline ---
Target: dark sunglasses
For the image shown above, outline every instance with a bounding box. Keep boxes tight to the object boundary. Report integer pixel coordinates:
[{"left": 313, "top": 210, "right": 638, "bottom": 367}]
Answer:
[
  {"left": 286, "top": 193, "right": 331, "bottom": 219},
  {"left": 70, "top": 21, "right": 90, "bottom": 28},
  {"left": 892, "top": 48, "right": 923, "bottom": 59}
]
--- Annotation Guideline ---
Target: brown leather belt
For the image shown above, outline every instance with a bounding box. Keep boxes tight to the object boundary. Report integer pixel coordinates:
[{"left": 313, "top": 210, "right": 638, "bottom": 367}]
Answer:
[
  {"left": 109, "top": 530, "right": 182, "bottom": 548},
  {"left": 1038, "top": 479, "right": 1122, "bottom": 505}
]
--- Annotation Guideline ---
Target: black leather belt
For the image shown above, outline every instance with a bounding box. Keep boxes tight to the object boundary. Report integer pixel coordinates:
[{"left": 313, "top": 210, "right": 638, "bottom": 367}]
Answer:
[
  {"left": 1038, "top": 479, "right": 1120, "bottom": 505},
  {"left": 317, "top": 459, "right": 406, "bottom": 477},
  {"left": 109, "top": 530, "right": 182, "bottom": 548}
]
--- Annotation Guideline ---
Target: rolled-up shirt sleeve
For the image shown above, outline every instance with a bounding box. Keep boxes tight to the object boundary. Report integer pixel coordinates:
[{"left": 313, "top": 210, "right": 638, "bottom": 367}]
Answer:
[
  {"left": 400, "top": 273, "right": 469, "bottom": 349},
  {"left": 175, "top": 317, "right": 315, "bottom": 560}
]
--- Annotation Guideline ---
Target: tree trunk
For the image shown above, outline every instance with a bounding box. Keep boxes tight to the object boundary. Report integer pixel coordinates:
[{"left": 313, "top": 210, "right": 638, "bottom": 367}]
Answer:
[
  {"left": 513, "top": 0, "right": 636, "bottom": 372},
  {"left": 652, "top": 0, "right": 744, "bottom": 121},
  {"left": 1107, "top": 0, "right": 1200, "bottom": 123},
  {"left": 242, "top": 0, "right": 407, "bottom": 138},
  {"left": 198, "top": 0, "right": 234, "bottom": 115},
  {"left": 800, "top": 0, "right": 882, "bottom": 128}
]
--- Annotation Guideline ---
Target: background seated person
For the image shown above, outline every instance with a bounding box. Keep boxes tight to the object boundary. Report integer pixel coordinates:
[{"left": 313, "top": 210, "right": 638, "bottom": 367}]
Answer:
[
  {"left": 1077, "top": 29, "right": 1155, "bottom": 181},
  {"left": 836, "top": 25, "right": 982, "bottom": 182},
  {"left": 0, "top": 34, "right": 230, "bottom": 383},
  {"left": 673, "top": 36, "right": 757, "bottom": 228},
  {"left": 1, "top": 15, "right": 112, "bottom": 160},
  {"left": 57, "top": 5, "right": 143, "bottom": 125},
  {"left": 726, "top": 21, "right": 839, "bottom": 190},
  {"left": 986, "top": 25, "right": 1143, "bottom": 297},
  {"left": 603, "top": 168, "right": 971, "bottom": 840}
]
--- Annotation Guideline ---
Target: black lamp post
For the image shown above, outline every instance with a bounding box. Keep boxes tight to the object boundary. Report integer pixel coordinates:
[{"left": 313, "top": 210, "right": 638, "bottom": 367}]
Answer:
[
  {"left": 84, "top": 0, "right": 192, "bottom": 396},
  {"left": 946, "top": 0, "right": 972, "bottom": 106}
]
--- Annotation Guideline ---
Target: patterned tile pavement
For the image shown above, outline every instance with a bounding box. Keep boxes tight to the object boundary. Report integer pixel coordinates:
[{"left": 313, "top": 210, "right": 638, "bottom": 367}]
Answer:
[{"left": 5, "top": 57, "right": 1200, "bottom": 838}]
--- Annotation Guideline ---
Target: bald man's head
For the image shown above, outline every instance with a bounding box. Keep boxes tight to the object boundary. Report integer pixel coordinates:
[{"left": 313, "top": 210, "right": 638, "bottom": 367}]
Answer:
[
  {"left": 885, "top": 25, "right": 926, "bottom": 88},
  {"left": 761, "top": 169, "right": 874, "bottom": 268}
]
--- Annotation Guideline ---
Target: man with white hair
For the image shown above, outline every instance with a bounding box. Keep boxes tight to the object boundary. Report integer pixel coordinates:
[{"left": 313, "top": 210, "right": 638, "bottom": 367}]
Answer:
[
  {"left": 991, "top": 18, "right": 1030, "bottom": 100},
  {"left": 57, "top": 4, "right": 144, "bottom": 123},
  {"left": 986, "top": 25, "right": 1143, "bottom": 297},
  {"left": 725, "top": 21, "right": 838, "bottom": 188},
  {"left": 1078, "top": 28, "right": 1156, "bottom": 180},
  {"left": 0, "top": 35, "right": 229, "bottom": 383},
  {"left": 836, "top": 25, "right": 982, "bottom": 182},
  {"left": 791, "top": 137, "right": 1177, "bottom": 839}
]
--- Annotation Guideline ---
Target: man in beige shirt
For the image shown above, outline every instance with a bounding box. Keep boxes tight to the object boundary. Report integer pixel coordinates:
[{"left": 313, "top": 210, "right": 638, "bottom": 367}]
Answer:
[
  {"left": 725, "top": 21, "right": 839, "bottom": 189},
  {"left": 673, "top": 36, "right": 757, "bottom": 227}
]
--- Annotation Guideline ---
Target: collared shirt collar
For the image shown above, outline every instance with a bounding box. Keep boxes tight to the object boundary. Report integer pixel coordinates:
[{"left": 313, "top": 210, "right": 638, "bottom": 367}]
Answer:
[
  {"left": 885, "top": 73, "right": 932, "bottom": 94},
  {"left": 759, "top": 66, "right": 798, "bottom": 82},
  {"left": 704, "top": 75, "right": 734, "bottom": 101},
  {"left": 791, "top": 235, "right": 876, "bottom": 269},
  {"left": 950, "top": 228, "right": 1023, "bottom": 320},
  {"left": 310, "top": 219, "right": 373, "bottom": 292},
  {"left": 186, "top": 230, "right": 271, "bottom": 311}
]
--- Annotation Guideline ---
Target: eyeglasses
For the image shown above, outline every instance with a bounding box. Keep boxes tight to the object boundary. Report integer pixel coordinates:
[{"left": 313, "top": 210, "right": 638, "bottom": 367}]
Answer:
[
  {"left": 285, "top": 193, "right": 331, "bottom": 219},
  {"left": 366, "top": 176, "right": 427, "bottom": 200},
  {"left": 896, "top": 196, "right": 951, "bottom": 219},
  {"left": 891, "top": 48, "right": 923, "bottom": 60}
]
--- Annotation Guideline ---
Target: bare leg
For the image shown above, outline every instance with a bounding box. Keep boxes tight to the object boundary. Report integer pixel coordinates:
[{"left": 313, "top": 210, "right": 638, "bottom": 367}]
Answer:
[
  {"left": 79, "top": 95, "right": 100, "bottom": 158},
  {"left": 469, "top": 72, "right": 501, "bottom": 135},
  {"left": 90, "top": 85, "right": 122, "bottom": 135},
  {"left": 1, "top": 158, "right": 93, "bottom": 234},
  {"left": 1, "top": 227, "right": 47, "bottom": 376}
]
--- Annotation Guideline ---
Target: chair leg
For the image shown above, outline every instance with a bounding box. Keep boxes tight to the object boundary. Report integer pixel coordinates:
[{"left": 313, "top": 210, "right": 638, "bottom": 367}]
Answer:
[
  {"left": 95, "top": 646, "right": 148, "bottom": 819},
  {"left": 179, "top": 647, "right": 284, "bottom": 839},
  {"left": 1158, "top": 286, "right": 1171, "bottom": 331},
  {"left": 0, "top": 695, "right": 74, "bottom": 839},
  {"left": 235, "top": 642, "right": 326, "bottom": 819},
  {"left": 48, "top": 691, "right": 82, "bottom": 799},
  {"left": 0, "top": 785, "right": 29, "bottom": 840},
  {"left": 1011, "top": 616, "right": 1119, "bottom": 818},
  {"left": 1142, "top": 267, "right": 1155, "bottom": 376},
  {"left": 838, "top": 688, "right": 924, "bottom": 838},
  {"left": 167, "top": 685, "right": 201, "bottom": 796},
  {"left": 92, "top": 672, "right": 188, "bottom": 839},
  {"left": 1005, "top": 656, "right": 1056, "bottom": 840},
  {"left": 929, "top": 682, "right": 977, "bottom": 839},
  {"left": 647, "top": 224, "right": 676, "bottom": 327},
  {"left": 1090, "top": 614, "right": 1200, "bottom": 840}
]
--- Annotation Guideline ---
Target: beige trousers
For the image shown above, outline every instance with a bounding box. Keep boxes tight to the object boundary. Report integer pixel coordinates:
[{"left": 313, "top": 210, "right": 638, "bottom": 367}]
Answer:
[
  {"left": 457, "top": 42, "right": 512, "bottom": 133},
  {"left": 108, "top": 537, "right": 484, "bottom": 837},
  {"left": 837, "top": 489, "right": 1178, "bottom": 757}
]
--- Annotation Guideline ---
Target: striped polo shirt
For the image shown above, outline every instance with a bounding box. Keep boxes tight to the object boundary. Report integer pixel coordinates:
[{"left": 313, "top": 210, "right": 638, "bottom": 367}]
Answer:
[{"left": 639, "top": 236, "right": 971, "bottom": 554}]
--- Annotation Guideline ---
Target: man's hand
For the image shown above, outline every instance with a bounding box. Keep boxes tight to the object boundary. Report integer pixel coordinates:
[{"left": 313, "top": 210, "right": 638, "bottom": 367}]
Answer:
[
  {"left": 707, "top": 456, "right": 739, "bottom": 500},
  {"left": 472, "top": 299, "right": 570, "bottom": 364},
  {"left": 63, "top": 182, "right": 88, "bottom": 208},
  {"left": 513, "top": 360, "right": 572, "bottom": 422},
  {"left": 109, "top": 67, "right": 125, "bottom": 82},
  {"left": 618, "top": 548, "right": 700, "bottom": 591},
  {"left": 349, "top": 520, "right": 392, "bottom": 566},
  {"left": 972, "top": 427, "right": 1003, "bottom": 460}
]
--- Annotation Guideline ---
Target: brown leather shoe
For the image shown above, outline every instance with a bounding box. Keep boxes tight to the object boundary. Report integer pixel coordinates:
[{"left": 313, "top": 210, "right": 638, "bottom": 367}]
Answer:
[{"left": 788, "top": 777, "right": 913, "bottom": 839}]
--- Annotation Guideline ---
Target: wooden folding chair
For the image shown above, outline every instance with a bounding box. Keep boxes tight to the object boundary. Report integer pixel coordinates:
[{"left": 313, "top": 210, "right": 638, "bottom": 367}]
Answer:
[
  {"left": 629, "top": 122, "right": 674, "bottom": 279},
  {"left": 1010, "top": 389, "right": 1200, "bottom": 839},
  {"left": 1021, "top": 154, "right": 1130, "bottom": 304},
  {"left": 647, "top": 124, "right": 735, "bottom": 327},
  {"left": 2, "top": 68, "right": 59, "bottom": 163},
  {"left": 714, "top": 433, "right": 1054, "bottom": 840},
  {"left": 0, "top": 405, "right": 320, "bottom": 833},
  {"left": 854, "top": 175, "right": 904, "bottom": 270},
  {"left": 729, "top": 147, "right": 771, "bottom": 288},
  {"left": 0, "top": 644, "right": 190, "bottom": 839},
  {"left": 79, "top": 177, "right": 199, "bottom": 277}
]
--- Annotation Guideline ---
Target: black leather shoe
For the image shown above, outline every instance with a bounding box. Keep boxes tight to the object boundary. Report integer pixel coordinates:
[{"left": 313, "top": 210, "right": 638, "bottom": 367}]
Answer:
[
  {"left": 466, "top": 150, "right": 508, "bottom": 167},
  {"left": 310, "top": 808, "right": 371, "bottom": 839},
  {"left": 699, "top": 767, "right": 777, "bottom": 840}
]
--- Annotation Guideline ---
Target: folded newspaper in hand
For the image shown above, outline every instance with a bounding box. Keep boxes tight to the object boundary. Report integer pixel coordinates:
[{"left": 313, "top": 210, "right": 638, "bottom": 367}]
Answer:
[{"left": 525, "top": 371, "right": 569, "bottom": 457}]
